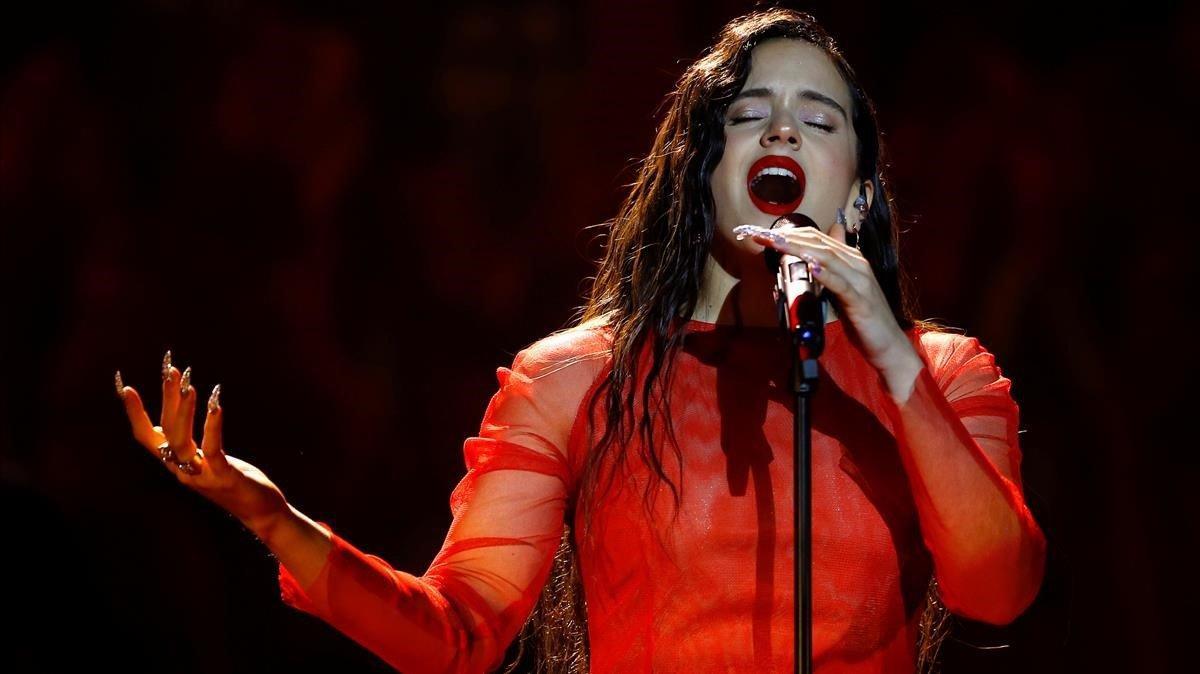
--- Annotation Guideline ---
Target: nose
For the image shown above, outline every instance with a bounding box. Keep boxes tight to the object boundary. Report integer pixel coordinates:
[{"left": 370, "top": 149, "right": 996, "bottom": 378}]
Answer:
[{"left": 761, "top": 110, "right": 800, "bottom": 149}]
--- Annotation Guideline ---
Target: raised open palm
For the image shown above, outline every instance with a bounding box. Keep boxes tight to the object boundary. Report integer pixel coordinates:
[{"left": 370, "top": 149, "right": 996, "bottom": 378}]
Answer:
[{"left": 117, "top": 351, "right": 288, "bottom": 534}]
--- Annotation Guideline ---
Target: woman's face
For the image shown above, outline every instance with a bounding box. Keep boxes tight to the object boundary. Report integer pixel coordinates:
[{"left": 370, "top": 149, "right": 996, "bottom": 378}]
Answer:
[{"left": 711, "top": 38, "right": 868, "bottom": 252}]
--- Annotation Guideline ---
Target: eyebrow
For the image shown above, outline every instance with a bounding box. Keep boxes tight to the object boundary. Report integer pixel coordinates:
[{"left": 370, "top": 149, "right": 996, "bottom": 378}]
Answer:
[{"left": 731, "top": 87, "right": 848, "bottom": 121}]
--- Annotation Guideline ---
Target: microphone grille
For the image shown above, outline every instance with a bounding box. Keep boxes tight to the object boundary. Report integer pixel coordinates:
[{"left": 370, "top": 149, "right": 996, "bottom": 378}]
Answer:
[{"left": 770, "top": 213, "right": 818, "bottom": 231}]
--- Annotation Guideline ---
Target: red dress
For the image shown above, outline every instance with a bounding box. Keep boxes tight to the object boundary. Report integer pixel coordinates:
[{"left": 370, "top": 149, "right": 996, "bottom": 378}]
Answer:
[{"left": 278, "top": 317, "right": 1047, "bottom": 673}]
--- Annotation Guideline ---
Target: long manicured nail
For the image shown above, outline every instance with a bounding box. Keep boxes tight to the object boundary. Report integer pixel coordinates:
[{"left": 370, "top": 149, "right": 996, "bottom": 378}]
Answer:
[
  {"left": 801, "top": 254, "right": 822, "bottom": 276},
  {"left": 162, "top": 350, "right": 172, "bottom": 382},
  {"left": 207, "top": 384, "right": 221, "bottom": 414},
  {"left": 115, "top": 370, "right": 125, "bottom": 399},
  {"left": 180, "top": 366, "right": 192, "bottom": 396},
  {"left": 732, "top": 224, "right": 786, "bottom": 245}
]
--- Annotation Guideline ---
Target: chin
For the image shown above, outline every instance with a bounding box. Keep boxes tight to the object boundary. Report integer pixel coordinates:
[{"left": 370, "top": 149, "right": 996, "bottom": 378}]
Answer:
[{"left": 711, "top": 228, "right": 765, "bottom": 259}]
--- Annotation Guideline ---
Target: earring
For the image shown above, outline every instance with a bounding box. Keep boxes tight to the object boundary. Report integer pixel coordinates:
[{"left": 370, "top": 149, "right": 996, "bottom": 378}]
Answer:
[{"left": 851, "top": 188, "right": 869, "bottom": 251}]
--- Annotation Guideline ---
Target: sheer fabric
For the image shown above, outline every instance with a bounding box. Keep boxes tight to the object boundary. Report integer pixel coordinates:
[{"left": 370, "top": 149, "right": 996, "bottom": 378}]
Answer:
[{"left": 278, "top": 317, "right": 1046, "bottom": 673}]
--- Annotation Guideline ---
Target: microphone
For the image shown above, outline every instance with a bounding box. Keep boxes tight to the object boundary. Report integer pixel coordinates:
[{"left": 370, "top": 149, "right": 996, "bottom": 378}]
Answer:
[{"left": 764, "top": 213, "right": 824, "bottom": 356}]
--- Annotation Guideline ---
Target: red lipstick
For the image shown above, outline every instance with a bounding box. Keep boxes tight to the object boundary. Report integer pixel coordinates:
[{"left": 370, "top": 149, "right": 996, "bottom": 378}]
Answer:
[{"left": 746, "top": 155, "right": 806, "bottom": 216}]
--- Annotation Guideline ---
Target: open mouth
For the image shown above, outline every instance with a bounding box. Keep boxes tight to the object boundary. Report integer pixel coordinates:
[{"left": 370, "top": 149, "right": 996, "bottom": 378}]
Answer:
[{"left": 747, "top": 155, "right": 805, "bottom": 216}]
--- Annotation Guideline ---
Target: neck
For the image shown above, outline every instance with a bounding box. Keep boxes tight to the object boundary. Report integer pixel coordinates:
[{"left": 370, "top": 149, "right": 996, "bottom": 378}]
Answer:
[{"left": 688, "top": 249, "right": 839, "bottom": 327}]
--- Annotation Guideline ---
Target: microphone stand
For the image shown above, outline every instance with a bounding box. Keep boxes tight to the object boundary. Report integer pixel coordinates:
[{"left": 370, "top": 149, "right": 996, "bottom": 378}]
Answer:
[
  {"left": 765, "top": 244, "right": 825, "bottom": 674},
  {"left": 790, "top": 301, "right": 822, "bottom": 674}
]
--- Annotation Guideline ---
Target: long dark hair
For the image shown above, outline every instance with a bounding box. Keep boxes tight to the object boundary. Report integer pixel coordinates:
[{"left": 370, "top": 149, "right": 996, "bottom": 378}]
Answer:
[{"left": 505, "top": 8, "right": 949, "bottom": 673}]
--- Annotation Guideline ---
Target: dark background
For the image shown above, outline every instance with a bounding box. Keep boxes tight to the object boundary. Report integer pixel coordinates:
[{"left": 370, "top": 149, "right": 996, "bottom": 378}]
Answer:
[{"left": 1, "top": 0, "right": 1195, "bottom": 672}]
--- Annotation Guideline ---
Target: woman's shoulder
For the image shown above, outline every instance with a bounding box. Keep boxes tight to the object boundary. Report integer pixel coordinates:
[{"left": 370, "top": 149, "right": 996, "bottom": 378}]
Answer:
[
  {"left": 497, "top": 319, "right": 614, "bottom": 451},
  {"left": 911, "top": 320, "right": 983, "bottom": 359},
  {"left": 509, "top": 316, "right": 614, "bottom": 382},
  {"left": 910, "top": 321, "right": 1010, "bottom": 397}
]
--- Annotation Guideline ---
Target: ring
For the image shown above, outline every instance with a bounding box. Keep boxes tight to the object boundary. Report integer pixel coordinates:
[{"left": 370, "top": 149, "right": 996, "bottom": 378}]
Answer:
[{"left": 157, "top": 441, "right": 205, "bottom": 475}]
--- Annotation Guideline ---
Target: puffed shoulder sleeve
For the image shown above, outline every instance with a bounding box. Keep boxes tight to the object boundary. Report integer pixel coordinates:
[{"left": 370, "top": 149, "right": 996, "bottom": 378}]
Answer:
[
  {"left": 880, "top": 330, "right": 1047, "bottom": 625},
  {"left": 276, "top": 326, "right": 611, "bottom": 673}
]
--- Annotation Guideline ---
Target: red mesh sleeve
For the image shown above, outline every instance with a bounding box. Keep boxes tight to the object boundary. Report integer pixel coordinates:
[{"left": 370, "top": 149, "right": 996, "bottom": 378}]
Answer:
[
  {"left": 880, "top": 331, "right": 1047, "bottom": 625},
  {"left": 276, "top": 328, "right": 610, "bottom": 673}
]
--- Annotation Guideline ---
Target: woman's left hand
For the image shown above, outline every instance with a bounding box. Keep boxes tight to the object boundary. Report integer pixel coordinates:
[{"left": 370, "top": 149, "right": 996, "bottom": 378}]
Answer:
[{"left": 735, "top": 222, "right": 921, "bottom": 379}]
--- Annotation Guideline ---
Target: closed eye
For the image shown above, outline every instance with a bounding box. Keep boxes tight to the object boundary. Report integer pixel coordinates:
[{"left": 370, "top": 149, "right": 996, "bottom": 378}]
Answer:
[{"left": 729, "top": 116, "right": 834, "bottom": 132}]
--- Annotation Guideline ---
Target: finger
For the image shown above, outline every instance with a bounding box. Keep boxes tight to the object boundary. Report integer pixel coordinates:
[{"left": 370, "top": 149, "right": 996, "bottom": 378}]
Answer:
[
  {"left": 753, "top": 230, "right": 838, "bottom": 264},
  {"left": 778, "top": 223, "right": 861, "bottom": 259},
  {"left": 200, "top": 384, "right": 229, "bottom": 471},
  {"left": 794, "top": 233, "right": 868, "bottom": 274},
  {"left": 160, "top": 350, "right": 179, "bottom": 431},
  {"left": 759, "top": 226, "right": 869, "bottom": 274},
  {"left": 170, "top": 366, "right": 199, "bottom": 460},
  {"left": 754, "top": 234, "right": 858, "bottom": 297},
  {"left": 119, "top": 384, "right": 167, "bottom": 453},
  {"left": 735, "top": 225, "right": 867, "bottom": 300},
  {"left": 739, "top": 224, "right": 844, "bottom": 257}
]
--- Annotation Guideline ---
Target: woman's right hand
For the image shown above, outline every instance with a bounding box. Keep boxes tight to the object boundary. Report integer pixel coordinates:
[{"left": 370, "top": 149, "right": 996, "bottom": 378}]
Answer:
[{"left": 117, "top": 351, "right": 289, "bottom": 537}]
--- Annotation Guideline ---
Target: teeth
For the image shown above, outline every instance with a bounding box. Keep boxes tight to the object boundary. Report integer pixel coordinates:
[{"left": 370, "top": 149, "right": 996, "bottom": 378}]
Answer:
[{"left": 753, "top": 166, "right": 797, "bottom": 181}]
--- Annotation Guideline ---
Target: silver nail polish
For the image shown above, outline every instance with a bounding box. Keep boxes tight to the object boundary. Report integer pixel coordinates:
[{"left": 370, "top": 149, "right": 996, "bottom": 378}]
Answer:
[
  {"left": 162, "top": 350, "right": 172, "bottom": 382},
  {"left": 180, "top": 366, "right": 192, "bottom": 396},
  {"left": 115, "top": 370, "right": 125, "bottom": 398},
  {"left": 733, "top": 224, "right": 786, "bottom": 244},
  {"left": 208, "top": 384, "right": 221, "bottom": 413},
  {"left": 732, "top": 224, "right": 760, "bottom": 240}
]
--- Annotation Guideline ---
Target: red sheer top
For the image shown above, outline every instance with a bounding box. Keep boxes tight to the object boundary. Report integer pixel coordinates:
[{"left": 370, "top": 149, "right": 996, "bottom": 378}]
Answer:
[{"left": 278, "top": 317, "right": 1046, "bottom": 673}]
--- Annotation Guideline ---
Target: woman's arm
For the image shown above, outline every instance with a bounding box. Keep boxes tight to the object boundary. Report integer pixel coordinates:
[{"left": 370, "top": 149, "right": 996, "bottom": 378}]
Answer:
[
  {"left": 742, "top": 222, "right": 1047, "bottom": 625},
  {"left": 272, "top": 328, "right": 610, "bottom": 673},
  {"left": 249, "top": 502, "right": 332, "bottom": 592},
  {"left": 274, "top": 469, "right": 568, "bottom": 674},
  {"left": 877, "top": 332, "right": 1047, "bottom": 625}
]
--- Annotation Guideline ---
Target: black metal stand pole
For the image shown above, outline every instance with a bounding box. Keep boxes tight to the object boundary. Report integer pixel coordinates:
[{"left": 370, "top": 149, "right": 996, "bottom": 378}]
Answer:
[
  {"left": 793, "top": 344, "right": 819, "bottom": 674},
  {"left": 784, "top": 297, "right": 823, "bottom": 674}
]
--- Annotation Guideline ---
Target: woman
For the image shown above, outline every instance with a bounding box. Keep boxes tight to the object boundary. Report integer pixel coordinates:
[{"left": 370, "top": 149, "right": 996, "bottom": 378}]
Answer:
[{"left": 116, "top": 8, "right": 1046, "bottom": 673}]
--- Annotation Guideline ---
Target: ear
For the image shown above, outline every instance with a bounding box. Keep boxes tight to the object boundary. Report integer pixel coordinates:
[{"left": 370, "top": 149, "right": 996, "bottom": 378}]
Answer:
[
  {"left": 855, "top": 178, "right": 875, "bottom": 212},
  {"left": 834, "top": 179, "right": 874, "bottom": 245}
]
